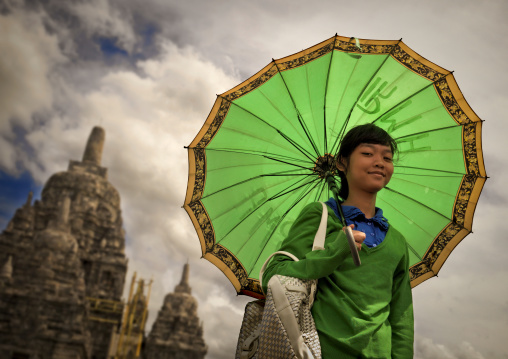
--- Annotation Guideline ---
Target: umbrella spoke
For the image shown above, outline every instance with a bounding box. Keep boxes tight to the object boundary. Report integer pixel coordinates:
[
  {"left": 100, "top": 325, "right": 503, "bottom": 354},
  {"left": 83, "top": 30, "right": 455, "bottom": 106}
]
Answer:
[
  {"left": 250, "top": 73, "right": 326, "bottom": 158},
  {"left": 328, "top": 57, "right": 365, "bottom": 155},
  {"left": 244, "top": 178, "right": 325, "bottom": 275},
  {"left": 395, "top": 165, "right": 465, "bottom": 176},
  {"left": 216, "top": 175, "right": 319, "bottom": 246},
  {"left": 202, "top": 147, "right": 313, "bottom": 169},
  {"left": 269, "top": 175, "right": 322, "bottom": 201},
  {"left": 388, "top": 176, "right": 458, "bottom": 212},
  {"left": 210, "top": 104, "right": 318, "bottom": 162},
  {"left": 393, "top": 124, "right": 461, "bottom": 142},
  {"left": 202, "top": 168, "right": 313, "bottom": 201},
  {"left": 322, "top": 37, "right": 337, "bottom": 155},
  {"left": 262, "top": 155, "right": 314, "bottom": 172},
  {"left": 393, "top": 169, "right": 464, "bottom": 177},
  {"left": 274, "top": 61, "right": 321, "bottom": 159},
  {"left": 371, "top": 77, "right": 448, "bottom": 129},
  {"left": 329, "top": 43, "right": 400, "bottom": 156},
  {"left": 377, "top": 197, "right": 428, "bottom": 263},
  {"left": 384, "top": 186, "right": 467, "bottom": 229}
]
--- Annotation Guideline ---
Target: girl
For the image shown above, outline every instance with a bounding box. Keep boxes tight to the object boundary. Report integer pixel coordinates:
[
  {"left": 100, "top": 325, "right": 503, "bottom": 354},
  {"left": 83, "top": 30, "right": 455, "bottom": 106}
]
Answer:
[{"left": 262, "top": 124, "right": 414, "bottom": 358}]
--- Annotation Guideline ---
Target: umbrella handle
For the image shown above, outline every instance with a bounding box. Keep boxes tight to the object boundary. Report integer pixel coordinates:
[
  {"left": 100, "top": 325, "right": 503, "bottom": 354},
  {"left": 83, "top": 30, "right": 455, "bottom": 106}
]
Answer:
[{"left": 345, "top": 226, "right": 361, "bottom": 266}]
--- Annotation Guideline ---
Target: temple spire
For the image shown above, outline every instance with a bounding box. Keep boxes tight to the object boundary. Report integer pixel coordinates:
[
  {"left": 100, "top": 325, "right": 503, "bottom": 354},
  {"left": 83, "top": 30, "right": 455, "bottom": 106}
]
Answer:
[
  {"left": 24, "top": 191, "right": 33, "bottom": 208},
  {"left": 82, "top": 126, "right": 105, "bottom": 165},
  {"left": 174, "top": 262, "right": 191, "bottom": 294}
]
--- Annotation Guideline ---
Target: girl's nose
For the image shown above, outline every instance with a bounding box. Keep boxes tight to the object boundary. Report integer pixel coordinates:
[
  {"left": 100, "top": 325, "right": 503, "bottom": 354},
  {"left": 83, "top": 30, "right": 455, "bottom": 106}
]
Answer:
[{"left": 374, "top": 156, "right": 384, "bottom": 167}]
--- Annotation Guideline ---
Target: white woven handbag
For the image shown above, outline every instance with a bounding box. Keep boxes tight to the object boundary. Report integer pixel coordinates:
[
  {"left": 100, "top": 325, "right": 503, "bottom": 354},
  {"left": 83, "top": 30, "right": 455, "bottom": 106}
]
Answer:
[{"left": 235, "top": 202, "right": 329, "bottom": 359}]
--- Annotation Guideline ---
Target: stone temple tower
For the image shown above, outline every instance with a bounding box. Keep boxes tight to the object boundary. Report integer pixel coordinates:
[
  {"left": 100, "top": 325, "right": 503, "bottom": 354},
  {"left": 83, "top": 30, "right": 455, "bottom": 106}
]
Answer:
[
  {"left": 143, "top": 263, "right": 207, "bottom": 359},
  {"left": 0, "top": 196, "right": 92, "bottom": 358},
  {"left": 0, "top": 127, "right": 128, "bottom": 359},
  {"left": 42, "top": 126, "right": 128, "bottom": 357}
]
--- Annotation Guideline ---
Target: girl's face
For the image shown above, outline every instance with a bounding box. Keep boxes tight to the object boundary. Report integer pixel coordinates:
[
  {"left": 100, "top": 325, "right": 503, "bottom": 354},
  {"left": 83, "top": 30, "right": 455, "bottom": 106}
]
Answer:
[{"left": 337, "top": 143, "right": 394, "bottom": 195}]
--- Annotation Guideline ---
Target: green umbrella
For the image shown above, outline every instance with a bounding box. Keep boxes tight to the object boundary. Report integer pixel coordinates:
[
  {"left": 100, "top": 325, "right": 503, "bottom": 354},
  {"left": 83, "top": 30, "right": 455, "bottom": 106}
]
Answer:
[{"left": 184, "top": 35, "right": 486, "bottom": 298}]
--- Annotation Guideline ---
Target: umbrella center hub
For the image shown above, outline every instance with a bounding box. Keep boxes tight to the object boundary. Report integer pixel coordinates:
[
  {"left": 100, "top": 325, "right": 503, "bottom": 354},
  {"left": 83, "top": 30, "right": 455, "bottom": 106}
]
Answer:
[{"left": 313, "top": 154, "right": 337, "bottom": 179}]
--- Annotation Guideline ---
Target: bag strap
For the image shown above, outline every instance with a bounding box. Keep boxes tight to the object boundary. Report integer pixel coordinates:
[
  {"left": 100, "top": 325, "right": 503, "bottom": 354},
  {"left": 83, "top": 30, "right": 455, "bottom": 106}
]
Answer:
[
  {"left": 259, "top": 202, "right": 328, "bottom": 292},
  {"left": 312, "top": 202, "right": 327, "bottom": 250}
]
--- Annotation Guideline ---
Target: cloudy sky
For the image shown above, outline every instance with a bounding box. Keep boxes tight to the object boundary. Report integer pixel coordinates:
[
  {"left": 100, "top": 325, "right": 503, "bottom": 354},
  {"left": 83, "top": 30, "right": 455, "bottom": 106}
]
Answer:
[{"left": 1, "top": 0, "right": 507, "bottom": 358}]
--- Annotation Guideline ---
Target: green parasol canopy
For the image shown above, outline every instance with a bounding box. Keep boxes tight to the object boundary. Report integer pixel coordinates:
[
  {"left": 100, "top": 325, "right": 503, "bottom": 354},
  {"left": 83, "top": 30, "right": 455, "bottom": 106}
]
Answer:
[{"left": 184, "top": 35, "right": 486, "bottom": 298}]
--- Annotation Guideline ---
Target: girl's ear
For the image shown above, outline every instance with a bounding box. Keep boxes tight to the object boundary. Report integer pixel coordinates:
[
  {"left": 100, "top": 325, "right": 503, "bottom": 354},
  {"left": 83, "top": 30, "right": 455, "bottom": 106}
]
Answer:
[{"left": 336, "top": 156, "right": 347, "bottom": 172}]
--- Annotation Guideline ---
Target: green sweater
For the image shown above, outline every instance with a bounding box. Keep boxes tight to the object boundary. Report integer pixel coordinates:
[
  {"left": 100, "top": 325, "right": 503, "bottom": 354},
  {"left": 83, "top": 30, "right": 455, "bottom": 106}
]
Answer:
[{"left": 262, "top": 202, "right": 414, "bottom": 359}]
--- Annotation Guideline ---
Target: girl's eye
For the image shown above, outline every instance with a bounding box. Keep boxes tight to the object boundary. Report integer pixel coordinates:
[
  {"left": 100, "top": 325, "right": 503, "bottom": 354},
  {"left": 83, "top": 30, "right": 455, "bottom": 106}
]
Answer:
[
  {"left": 384, "top": 157, "right": 393, "bottom": 162},
  {"left": 362, "top": 152, "right": 373, "bottom": 156}
]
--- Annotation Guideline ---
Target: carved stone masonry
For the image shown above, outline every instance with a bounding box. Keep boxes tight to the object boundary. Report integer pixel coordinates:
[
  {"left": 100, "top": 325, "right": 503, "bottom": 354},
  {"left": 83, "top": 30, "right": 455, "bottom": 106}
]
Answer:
[
  {"left": 143, "top": 263, "right": 207, "bottom": 359},
  {"left": 0, "top": 127, "right": 128, "bottom": 359}
]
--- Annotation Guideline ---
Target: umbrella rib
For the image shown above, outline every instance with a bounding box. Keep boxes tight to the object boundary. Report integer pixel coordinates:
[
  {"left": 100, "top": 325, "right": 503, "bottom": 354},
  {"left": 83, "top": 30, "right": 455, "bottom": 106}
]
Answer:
[
  {"left": 394, "top": 165, "right": 466, "bottom": 176},
  {"left": 269, "top": 175, "right": 322, "bottom": 201},
  {"left": 377, "top": 199, "right": 428, "bottom": 263},
  {"left": 263, "top": 155, "right": 315, "bottom": 171},
  {"left": 220, "top": 96, "right": 318, "bottom": 162},
  {"left": 314, "top": 177, "right": 328, "bottom": 202},
  {"left": 393, "top": 170, "right": 463, "bottom": 178},
  {"left": 277, "top": 130, "right": 321, "bottom": 164},
  {"left": 328, "top": 57, "right": 364, "bottom": 154},
  {"left": 216, "top": 175, "right": 317, "bottom": 246},
  {"left": 330, "top": 41, "right": 401, "bottom": 156},
  {"left": 273, "top": 60, "right": 321, "bottom": 159},
  {"left": 390, "top": 176, "right": 458, "bottom": 199},
  {"left": 201, "top": 168, "right": 314, "bottom": 200},
  {"left": 202, "top": 147, "right": 312, "bottom": 168},
  {"left": 393, "top": 124, "right": 461, "bottom": 142},
  {"left": 203, "top": 144, "right": 315, "bottom": 166},
  {"left": 257, "top": 85, "right": 326, "bottom": 154},
  {"left": 384, "top": 186, "right": 468, "bottom": 229},
  {"left": 322, "top": 37, "right": 337, "bottom": 155},
  {"left": 246, "top": 178, "right": 324, "bottom": 275},
  {"left": 370, "top": 81, "right": 440, "bottom": 128}
]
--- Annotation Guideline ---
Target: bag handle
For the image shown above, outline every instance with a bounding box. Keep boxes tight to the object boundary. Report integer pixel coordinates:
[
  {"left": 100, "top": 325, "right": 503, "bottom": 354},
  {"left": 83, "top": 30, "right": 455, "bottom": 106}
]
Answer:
[{"left": 259, "top": 202, "right": 328, "bottom": 292}]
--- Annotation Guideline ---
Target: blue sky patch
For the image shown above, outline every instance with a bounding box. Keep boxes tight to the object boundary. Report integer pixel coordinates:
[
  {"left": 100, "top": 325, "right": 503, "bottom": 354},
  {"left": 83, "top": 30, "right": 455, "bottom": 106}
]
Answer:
[
  {"left": 0, "top": 170, "right": 42, "bottom": 231},
  {"left": 98, "top": 37, "right": 129, "bottom": 57}
]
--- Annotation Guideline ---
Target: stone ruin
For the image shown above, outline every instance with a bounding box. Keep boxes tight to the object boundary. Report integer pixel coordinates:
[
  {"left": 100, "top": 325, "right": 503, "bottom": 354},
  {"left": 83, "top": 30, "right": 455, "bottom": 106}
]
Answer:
[
  {"left": 0, "top": 127, "right": 206, "bottom": 359},
  {"left": 144, "top": 263, "right": 207, "bottom": 359}
]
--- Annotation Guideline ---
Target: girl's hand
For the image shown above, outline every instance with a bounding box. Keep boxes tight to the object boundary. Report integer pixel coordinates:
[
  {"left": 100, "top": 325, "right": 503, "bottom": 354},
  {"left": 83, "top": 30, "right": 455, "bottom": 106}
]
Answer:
[{"left": 342, "top": 224, "right": 366, "bottom": 251}]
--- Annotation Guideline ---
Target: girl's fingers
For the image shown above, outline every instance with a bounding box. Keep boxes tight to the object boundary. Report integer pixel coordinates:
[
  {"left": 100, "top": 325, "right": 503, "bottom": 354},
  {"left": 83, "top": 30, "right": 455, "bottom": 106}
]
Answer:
[{"left": 342, "top": 225, "right": 365, "bottom": 250}]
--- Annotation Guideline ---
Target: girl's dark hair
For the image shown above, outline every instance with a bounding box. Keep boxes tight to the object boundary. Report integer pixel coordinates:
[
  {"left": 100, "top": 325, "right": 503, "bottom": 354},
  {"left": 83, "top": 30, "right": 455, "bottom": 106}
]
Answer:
[{"left": 335, "top": 123, "right": 397, "bottom": 200}]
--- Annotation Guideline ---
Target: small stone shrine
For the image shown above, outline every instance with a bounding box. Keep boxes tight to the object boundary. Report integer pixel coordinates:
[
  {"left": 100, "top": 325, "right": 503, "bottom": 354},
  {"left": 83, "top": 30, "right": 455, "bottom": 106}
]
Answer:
[{"left": 144, "top": 263, "right": 207, "bottom": 359}]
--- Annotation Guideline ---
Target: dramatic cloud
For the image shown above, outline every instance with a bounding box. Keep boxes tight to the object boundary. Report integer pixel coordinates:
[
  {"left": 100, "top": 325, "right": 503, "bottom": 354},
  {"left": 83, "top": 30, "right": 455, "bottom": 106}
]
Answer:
[
  {"left": 0, "top": 7, "right": 66, "bottom": 174},
  {"left": 415, "top": 336, "right": 486, "bottom": 359}
]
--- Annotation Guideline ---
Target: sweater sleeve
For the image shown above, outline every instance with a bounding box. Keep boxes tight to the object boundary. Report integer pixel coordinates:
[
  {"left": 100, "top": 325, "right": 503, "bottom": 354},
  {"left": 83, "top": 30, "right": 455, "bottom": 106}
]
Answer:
[
  {"left": 389, "top": 241, "right": 414, "bottom": 359},
  {"left": 261, "top": 202, "right": 352, "bottom": 294}
]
